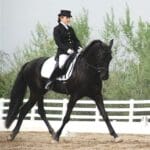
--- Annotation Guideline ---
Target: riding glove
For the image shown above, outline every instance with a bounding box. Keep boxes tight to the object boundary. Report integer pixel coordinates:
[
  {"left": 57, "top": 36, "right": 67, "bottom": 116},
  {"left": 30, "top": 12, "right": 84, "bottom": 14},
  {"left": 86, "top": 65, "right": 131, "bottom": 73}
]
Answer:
[
  {"left": 77, "top": 47, "right": 83, "bottom": 53},
  {"left": 67, "top": 49, "right": 74, "bottom": 54}
]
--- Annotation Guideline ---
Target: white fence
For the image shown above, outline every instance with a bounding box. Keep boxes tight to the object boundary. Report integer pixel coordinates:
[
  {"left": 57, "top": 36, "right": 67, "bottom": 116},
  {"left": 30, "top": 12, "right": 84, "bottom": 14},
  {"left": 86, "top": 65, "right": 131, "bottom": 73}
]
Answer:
[{"left": 0, "top": 98, "right": 150, "bottom": 134}]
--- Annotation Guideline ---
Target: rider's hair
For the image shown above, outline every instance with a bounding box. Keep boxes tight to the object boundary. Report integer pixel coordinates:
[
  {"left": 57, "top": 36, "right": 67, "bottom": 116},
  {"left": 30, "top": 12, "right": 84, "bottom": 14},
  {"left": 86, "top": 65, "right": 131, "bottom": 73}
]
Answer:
[{"left": 57, "top": 16, "right": 61, "bottom": 23}]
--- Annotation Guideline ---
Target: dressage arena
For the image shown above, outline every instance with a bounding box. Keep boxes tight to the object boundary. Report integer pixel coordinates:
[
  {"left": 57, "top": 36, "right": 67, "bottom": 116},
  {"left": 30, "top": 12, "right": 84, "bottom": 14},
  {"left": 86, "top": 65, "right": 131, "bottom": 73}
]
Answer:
[
  {"left": 0, "top": 98, "right": 150, "bottom": 149},
  {"left": 0, "top": 132, "right": 150, "bottom": 150}
]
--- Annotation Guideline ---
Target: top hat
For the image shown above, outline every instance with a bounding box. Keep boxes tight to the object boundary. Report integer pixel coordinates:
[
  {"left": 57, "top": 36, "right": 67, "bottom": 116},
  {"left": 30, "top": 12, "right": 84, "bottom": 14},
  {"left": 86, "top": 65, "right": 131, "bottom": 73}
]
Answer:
[{"left": 58, "top": 10, "right": 72, "bottom": 17}]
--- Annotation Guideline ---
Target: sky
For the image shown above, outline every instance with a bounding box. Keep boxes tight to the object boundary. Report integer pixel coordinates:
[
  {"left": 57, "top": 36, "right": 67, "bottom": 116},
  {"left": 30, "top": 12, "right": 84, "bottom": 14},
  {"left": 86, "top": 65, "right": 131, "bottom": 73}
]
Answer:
[{"left": 0, "top": 0, "right": 150, "bottom": 55}]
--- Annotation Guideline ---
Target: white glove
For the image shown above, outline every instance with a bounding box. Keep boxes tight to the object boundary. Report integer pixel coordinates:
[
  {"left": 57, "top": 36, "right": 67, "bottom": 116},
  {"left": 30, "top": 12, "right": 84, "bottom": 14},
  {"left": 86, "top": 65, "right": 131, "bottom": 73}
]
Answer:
[
  {"left": 67, "top": 49, "right": 74, "bottom": 54},
  {"left": 77, "top": 47, "right": 83, "bottom": 53}
]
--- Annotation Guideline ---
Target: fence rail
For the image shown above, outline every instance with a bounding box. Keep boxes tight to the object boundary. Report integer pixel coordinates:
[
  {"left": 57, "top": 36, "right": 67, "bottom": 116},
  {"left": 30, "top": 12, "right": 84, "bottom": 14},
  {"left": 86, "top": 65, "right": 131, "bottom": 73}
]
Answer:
[{"left": 0, "top": 98, "right": 150, "bottom": 134}]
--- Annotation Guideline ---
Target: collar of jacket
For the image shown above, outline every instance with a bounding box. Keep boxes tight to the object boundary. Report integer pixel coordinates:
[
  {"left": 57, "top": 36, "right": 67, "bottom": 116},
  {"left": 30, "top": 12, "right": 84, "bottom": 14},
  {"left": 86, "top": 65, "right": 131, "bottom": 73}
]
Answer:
[{"left": 60, "top": 22, "right": 69, "bottom": 30}]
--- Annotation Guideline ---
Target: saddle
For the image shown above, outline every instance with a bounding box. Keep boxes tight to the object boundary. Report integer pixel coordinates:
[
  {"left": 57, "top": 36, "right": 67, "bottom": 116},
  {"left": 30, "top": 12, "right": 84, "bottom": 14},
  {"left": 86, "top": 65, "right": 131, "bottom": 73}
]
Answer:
[{"left": 41, "top": 53, "right": 79, "bottom": 81}]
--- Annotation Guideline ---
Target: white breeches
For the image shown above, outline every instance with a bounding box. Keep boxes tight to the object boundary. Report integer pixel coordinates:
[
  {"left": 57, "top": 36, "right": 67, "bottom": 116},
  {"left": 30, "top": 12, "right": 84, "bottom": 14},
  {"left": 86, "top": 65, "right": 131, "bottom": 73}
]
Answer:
[{"left": 59, "top": 54, "right": 69, "bottom": 69}]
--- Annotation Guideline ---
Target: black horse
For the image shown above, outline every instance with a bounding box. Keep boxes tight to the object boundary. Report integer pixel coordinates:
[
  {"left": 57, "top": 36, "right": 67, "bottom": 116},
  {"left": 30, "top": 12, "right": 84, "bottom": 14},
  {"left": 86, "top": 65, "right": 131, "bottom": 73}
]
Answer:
[{"left": 5, "top": 39, "right": 122, "bottom": 142}]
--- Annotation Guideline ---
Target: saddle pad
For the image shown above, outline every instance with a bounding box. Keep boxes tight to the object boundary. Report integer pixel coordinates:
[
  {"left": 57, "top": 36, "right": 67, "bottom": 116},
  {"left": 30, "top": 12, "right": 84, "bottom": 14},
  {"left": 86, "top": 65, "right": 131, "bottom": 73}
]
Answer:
[{"left": 41, "top": 56, "right": 56, "bottom": 78}]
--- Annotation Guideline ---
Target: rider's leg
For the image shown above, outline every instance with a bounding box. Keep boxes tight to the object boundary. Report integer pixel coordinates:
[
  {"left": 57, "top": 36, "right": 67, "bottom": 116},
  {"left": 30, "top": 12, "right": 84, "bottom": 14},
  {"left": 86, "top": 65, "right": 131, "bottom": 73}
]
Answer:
[
  {"left": 45, "top": 54, "right": 69, "bottom": 90},
  {"left": 58, "top": 54, "right": 69, "bottom": 69},
  {"left": 45, "top": 63, "right": 59, "bottom": 90}
]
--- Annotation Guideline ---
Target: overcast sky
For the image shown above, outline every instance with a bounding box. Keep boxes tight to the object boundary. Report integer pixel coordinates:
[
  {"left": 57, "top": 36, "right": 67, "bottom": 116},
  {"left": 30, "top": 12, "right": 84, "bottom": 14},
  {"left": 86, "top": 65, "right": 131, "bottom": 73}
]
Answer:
[{"left": 0, "top": 0, "right": 150, "bottom": 55}]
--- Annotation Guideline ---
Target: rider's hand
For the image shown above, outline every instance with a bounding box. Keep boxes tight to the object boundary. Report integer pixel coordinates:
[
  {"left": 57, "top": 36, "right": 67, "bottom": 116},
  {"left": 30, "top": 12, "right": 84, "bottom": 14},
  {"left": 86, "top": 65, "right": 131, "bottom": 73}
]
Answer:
[
  {"left": 77, "top": 47, "right": 83, "bottom": 53},
  {"left": 67, "top": 49, "right": 74, "bottom": 54}
]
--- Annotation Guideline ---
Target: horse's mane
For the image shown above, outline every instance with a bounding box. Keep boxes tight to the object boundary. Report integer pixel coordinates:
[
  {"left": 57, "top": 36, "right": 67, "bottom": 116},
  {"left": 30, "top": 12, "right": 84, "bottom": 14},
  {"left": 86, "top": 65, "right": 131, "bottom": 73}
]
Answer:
[
  {"left": 85, "top": 40, "right": 101, "bottom": 50},
  {"left": 81, "top": 40, "right": 102, "bottom": 56}
]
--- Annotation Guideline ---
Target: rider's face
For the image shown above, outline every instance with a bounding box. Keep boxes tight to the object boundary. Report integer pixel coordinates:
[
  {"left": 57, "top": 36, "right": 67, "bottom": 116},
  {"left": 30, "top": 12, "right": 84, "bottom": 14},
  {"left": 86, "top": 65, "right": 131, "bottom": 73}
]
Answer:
[{"left": 60, "top": 16, "right": 71, "bottom": 25}]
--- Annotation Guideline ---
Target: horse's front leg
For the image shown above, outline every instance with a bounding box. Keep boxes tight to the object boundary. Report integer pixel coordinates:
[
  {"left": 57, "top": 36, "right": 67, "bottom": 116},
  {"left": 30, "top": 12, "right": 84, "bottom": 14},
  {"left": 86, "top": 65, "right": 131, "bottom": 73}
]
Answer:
[
  {"left": 93, "top": 94, "right": 123, "bottom": 142},
  {"left": 52, "top": 95, "right": 77, "bottom": 142}
]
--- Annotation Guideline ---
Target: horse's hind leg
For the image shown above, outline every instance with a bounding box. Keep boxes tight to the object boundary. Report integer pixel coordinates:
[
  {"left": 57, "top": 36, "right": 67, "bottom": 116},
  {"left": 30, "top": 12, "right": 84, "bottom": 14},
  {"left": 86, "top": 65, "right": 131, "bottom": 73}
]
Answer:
[
  {"left": 8, "top": 92, "right": 37, "bottom": 141},
  {"left": 37, "top": 96, "right": 55, "bottom": 136}
]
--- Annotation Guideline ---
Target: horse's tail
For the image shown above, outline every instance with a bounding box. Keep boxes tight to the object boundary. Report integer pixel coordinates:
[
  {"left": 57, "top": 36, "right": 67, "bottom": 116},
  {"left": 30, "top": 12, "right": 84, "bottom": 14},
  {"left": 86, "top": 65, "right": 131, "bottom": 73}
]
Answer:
[{"left": 5, "top": 63, "right": 28, "bottom": 128}]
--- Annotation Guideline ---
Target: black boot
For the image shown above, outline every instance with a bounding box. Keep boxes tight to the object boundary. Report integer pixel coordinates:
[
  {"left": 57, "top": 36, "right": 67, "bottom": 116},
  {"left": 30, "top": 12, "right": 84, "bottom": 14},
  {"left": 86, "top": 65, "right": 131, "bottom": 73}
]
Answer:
[{"left": 45, "top": 65, "right": 62, "bottom": 90}]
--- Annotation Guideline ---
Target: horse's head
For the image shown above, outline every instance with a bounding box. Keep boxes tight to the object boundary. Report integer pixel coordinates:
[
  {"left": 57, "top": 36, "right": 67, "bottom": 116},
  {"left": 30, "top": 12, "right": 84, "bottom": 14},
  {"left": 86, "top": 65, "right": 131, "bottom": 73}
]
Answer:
[{"left": 83, "top": 39, "right": 113, "bottom": 80}]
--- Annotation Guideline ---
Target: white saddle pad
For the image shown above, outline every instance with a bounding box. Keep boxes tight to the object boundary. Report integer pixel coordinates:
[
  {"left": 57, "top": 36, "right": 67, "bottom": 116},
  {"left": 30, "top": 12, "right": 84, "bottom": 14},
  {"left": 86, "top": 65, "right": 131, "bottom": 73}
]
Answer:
[
  {"left": 41, "top": 56, "right": 56, "bottom": 78},
  {"left": 41, "top": 53, "right": 79, "bottom": 81}
]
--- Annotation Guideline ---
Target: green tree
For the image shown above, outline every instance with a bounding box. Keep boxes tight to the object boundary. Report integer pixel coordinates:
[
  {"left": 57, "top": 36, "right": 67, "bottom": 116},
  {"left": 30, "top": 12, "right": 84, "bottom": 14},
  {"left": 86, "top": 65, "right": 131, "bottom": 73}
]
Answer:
[
  {"left": 0, "top": 51, "right": 11, "bottom": 97},
  {"left": 72, "top": 9, "right": 90, "bottom": 46},
  {"left": 102, "top": 7, "right": 150, "bottom": 99},
  {"left": 11, "top": 23, "right": 56, "bottom": 72}
]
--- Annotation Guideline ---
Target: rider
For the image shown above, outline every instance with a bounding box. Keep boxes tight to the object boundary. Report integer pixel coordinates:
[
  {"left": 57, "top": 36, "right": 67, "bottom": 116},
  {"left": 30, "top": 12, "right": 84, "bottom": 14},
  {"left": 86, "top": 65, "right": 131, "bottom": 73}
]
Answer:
[{"left": 45, "top": 10, "right": 82, "bottom": 89}]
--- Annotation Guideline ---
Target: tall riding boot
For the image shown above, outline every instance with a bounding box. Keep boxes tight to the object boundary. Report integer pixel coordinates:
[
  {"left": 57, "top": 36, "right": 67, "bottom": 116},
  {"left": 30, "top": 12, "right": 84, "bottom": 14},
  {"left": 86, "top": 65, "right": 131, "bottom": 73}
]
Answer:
[{"left": 45, "top": 67, "right": 62, "bottom": 90}]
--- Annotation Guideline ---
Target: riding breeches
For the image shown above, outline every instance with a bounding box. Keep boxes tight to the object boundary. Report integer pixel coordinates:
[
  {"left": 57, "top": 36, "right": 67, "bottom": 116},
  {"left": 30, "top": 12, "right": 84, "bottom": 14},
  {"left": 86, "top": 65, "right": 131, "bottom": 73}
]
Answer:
[{"left": 58, "top": 54, "right": 69, "bottom": 69}]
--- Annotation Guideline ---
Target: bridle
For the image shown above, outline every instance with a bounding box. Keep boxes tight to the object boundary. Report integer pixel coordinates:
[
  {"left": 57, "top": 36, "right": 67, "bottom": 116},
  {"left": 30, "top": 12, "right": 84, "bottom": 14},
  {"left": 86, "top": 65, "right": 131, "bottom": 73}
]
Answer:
[{"left": 85, "top": 61, "right": 107, "bottom": 73}]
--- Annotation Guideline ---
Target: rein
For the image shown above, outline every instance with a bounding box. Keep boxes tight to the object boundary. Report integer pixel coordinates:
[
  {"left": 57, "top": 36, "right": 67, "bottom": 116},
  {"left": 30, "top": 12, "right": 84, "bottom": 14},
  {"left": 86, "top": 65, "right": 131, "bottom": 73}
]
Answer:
[{"left": 85, "top": 61, "right": 107, "bottom": 73}]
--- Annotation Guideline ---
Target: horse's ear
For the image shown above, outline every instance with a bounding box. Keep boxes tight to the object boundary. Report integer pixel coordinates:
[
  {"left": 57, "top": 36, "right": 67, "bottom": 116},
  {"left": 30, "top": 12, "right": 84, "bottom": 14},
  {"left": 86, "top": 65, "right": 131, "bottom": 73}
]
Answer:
[{"left": 109, "top": 39, "right": 114, "bottom": 49}]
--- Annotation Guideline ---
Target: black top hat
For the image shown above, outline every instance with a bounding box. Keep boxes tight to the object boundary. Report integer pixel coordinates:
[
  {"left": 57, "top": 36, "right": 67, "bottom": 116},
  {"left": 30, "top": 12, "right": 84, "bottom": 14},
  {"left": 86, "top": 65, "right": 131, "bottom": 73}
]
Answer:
[{"left": 58, "top": 10, "right": 72, "bottom": 17}]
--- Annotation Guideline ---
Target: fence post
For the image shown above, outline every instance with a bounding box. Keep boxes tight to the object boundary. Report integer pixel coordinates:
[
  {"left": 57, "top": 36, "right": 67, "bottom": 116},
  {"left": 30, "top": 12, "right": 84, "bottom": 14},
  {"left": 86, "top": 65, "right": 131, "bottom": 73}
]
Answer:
[
  {"left": 30, "top": 105, "right": 36, "bottom": 121},
  {"left": 95, "top": 106, "right": 99, "bottom": 122},
  {"left": 129, "top": 99, "right": 134, "bottom": 123},
  {"left": 141, "top": 116, "right": 148, "bottom": 126},
  {"left": 62, "top": 99, "right": 68, "bottom": 121},
  {"left": 0, "top": 98, "right": 4, "bottom": 120}
]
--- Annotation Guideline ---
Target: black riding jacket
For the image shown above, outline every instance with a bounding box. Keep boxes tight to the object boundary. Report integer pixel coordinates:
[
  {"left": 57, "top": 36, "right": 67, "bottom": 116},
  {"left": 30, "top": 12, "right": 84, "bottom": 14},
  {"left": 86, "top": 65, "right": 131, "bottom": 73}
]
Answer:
[{"left": 53, "top": 23, "right": 81, "bottom": 59}]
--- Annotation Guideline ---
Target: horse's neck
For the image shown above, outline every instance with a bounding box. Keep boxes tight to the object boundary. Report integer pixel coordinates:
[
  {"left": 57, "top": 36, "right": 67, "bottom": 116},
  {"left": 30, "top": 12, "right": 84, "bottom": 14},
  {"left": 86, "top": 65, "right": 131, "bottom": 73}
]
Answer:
[
  {"left": 83, "top": 49, "right": 96, "bottom": 66},
  {"left": 75, "top": 55, "right": 99, "bottom": 83},
  {"left": 77, "top": 54, "right": 94, "bottom": 72}
]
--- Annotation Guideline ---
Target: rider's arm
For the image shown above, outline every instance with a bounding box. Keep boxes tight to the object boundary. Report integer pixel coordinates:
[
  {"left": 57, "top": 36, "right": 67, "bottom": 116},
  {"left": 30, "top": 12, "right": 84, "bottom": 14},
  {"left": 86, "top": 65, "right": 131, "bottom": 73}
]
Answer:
[{"left": 71, "top": 27, "right": 82, "bottom": 50}]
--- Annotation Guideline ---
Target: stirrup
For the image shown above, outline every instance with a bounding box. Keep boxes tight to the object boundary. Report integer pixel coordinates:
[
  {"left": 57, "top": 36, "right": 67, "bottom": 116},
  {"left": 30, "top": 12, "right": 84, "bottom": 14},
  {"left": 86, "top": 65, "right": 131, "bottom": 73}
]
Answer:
[{"left": 45, "top": 80, "right": 53, "bottom": 90}]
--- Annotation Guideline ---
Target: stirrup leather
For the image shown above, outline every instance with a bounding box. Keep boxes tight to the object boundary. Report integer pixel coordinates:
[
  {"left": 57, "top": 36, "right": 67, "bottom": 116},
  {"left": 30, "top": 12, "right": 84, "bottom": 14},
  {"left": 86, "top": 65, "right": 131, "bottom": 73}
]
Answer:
[{"left": 45, "top": 80, "right": 53, "bottom": 90}]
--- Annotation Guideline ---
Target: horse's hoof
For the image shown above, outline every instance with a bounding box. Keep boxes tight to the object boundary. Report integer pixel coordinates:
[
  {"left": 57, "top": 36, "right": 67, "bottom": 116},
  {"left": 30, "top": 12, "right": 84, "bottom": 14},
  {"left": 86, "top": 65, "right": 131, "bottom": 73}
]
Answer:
[
  {"left": 7, "top": 135, "right": 14, "bottom": 141},
  {"left": 51, "top": 139, "right": 59, "bottom": 144},
  {"left": 114, "top": 137, "right": 123, "bottom": 143},
  {"left": 52, "top": 133, "right": 59, "bottom": 143}
]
